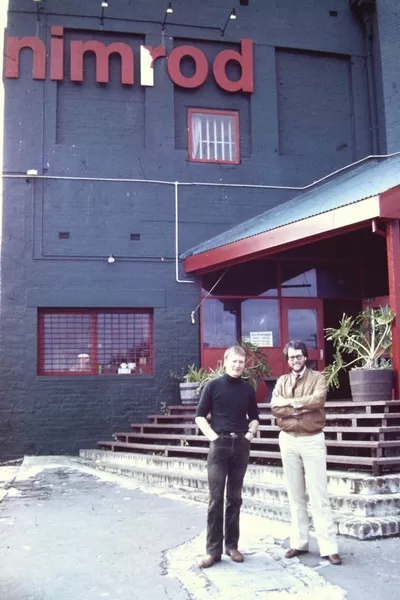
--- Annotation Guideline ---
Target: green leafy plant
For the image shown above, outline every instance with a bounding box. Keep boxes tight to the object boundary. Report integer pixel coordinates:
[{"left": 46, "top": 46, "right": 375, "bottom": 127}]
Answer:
[
  {"left": 197, "top": 364, "right": 225, "bottom": 392},
  {"left": 159, "top": 401, "right": 169, "bottom": 415},
  {"left": 171, "top": 342, "right": 271, "bottom": 396},
  {"left": 324, "top": 306, "right": 395, "bottom": 389},
  {"left": 240, "top": 341, "right": 272, "bottom": 387},
  {"left": 184, "top": 364, "right": 208, "bottom": 383},
  {"left": 170, "top": 363, "right": 208, "bottom": 383}
]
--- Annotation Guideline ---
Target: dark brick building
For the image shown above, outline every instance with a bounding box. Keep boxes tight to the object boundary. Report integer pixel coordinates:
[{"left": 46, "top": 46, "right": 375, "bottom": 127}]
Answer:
[{"left": 1, "top": 0, "right": 399, "bottom": 459}]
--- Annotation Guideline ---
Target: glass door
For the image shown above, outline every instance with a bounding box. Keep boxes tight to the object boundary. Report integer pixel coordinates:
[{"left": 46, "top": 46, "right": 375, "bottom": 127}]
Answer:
[{"left": 281, "top": 298, "right": 325, "bottom": 370}]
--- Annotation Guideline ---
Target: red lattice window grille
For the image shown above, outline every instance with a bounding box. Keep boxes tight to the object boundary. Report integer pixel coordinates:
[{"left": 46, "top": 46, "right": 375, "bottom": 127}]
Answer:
[
  {"left": 188, "top": 108, "right": 240, "bottom": 164},
  {"left": 38, "top": 309, "right": 153, "bottom": 376}
]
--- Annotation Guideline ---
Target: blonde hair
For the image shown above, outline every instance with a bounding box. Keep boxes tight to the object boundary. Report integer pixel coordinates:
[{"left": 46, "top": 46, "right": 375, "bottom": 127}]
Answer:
[{"left": 224, "top": 345, "right": 245, "bottom": 361}]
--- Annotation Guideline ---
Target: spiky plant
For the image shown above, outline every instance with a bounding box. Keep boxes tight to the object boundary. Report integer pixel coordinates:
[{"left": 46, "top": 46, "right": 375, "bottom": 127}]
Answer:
[{"left": 324, "top": 306, "right": 394, "bottom": 389}]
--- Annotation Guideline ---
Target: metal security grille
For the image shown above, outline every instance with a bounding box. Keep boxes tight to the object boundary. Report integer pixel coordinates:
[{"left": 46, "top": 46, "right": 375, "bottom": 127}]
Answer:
[
  {"left": 38, "top": 309, "right": 153, "bottom": 376},
  {"left": 188, "top": 109, "right": 239, "bottom": 164}
]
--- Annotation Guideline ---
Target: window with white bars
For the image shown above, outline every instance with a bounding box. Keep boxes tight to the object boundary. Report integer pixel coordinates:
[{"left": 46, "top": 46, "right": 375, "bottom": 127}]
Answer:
[
  {"left": 38, "top": 309, "right": 153, "bottom": 376},
  {"left": 188, "top": 109, "right": 240, "bottom": 164}
]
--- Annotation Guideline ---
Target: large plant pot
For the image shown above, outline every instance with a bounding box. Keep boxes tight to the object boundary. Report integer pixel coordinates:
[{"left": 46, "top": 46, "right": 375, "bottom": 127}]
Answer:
[
  {"left": 179, "top": 382, "right": 200, "bottom": 405},
  {"left": 349, "top": 369, "right": 394, "bottom": 402}
]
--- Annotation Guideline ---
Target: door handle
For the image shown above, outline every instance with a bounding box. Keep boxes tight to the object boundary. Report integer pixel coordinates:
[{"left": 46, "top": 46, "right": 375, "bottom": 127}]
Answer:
[{"left": 320, "top": 348, "right": 324, "bottom": 360}]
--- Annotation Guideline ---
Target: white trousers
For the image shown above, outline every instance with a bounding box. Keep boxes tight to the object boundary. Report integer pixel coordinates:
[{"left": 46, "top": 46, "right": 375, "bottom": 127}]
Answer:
[{"left": 279, "top": 430, "right": 338, "bottom": 556}]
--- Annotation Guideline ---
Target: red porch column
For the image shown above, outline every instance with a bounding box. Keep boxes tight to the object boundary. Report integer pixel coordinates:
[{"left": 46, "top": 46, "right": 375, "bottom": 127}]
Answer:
[{"left": 386, "top": 219, "right": 400, "bottom": 399}]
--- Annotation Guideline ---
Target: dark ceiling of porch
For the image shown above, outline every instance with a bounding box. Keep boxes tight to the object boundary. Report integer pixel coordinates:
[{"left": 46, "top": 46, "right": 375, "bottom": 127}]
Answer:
[{"left": 202, "top": 227, "right": 388, "bottom": 300}]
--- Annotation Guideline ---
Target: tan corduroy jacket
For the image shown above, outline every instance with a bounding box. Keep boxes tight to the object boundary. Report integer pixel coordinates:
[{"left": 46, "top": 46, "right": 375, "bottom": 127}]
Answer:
[{"left": 270, "top": 368, "right": 327, "bottom": 436}]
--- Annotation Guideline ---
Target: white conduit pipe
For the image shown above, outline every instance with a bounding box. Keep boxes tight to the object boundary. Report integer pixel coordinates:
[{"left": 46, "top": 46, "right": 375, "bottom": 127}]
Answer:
[{"left": 4, "top": 151, "right": 400, "bottom": 284}]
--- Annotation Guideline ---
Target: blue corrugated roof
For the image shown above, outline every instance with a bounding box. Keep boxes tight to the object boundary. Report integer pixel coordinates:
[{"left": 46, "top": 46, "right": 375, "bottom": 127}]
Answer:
[{"left": 181, "top": 154, "right": 400, "bottom": 259}]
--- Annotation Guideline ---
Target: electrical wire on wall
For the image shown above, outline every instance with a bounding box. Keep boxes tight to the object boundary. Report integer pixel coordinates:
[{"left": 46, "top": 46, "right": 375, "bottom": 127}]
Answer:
[
  {"left": 6, "top": 150, "right": 400, "bottom": 288},
  {"left": 190, "top": 268, "right": 228, "bottom": 324}
]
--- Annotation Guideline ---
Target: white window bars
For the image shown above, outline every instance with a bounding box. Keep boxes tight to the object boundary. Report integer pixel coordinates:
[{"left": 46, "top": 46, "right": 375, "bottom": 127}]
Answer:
[{"left": 189, "top": 110, "right": 239, "bottom": 164}]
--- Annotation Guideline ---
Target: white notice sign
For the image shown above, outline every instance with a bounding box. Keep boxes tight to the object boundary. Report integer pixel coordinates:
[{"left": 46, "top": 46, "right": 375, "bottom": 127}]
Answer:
[{"left": 250, "top": 331, "right": 273, "bottom": 347}]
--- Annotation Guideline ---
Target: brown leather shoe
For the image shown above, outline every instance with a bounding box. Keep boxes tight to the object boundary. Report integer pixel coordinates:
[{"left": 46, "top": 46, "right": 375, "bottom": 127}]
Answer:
[
  {"left": 199, "top": 555, "right": 221, "bottom": 569},
  {"left": 323, "top": 553, "right": 342, "bottom": 565},
  {"left": 285, "top": 548, "right": 309, "bottom": 559},
  {"left": 225, "top": 548, "right": 244, "bottom": 563}
]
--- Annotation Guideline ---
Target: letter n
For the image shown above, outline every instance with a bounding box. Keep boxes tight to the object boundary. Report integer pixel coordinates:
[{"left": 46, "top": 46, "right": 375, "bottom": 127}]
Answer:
[{"left": 6, "top": 36, "right": 46, "bottom": 80}]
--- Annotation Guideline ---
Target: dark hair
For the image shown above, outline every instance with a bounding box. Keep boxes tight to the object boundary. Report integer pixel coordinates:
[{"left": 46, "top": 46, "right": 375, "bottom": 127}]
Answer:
[{"left": 283, "top": 340, "right": 308, "bottom": 360}]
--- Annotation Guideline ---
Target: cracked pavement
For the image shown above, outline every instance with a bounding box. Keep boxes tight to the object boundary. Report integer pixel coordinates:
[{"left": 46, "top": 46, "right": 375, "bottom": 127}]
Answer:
[{"left": 0, "top": 457, "right": 398, "bottom": 599}]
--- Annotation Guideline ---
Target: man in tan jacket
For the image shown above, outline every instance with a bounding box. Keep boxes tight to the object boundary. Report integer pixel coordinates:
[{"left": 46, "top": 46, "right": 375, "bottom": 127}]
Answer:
[{"left": 271, "top": 340, "right": 342, "bottom": 566}]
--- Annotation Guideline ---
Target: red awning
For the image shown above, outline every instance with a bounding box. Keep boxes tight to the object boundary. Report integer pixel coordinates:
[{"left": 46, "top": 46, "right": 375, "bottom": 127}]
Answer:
[{"left": 183, "top": 157, "right": 400, "bottom": 275}]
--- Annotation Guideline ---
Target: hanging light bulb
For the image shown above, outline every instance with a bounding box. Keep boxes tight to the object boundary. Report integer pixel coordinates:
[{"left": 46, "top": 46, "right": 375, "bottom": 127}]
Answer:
[
  {"left": 221, "top": 8, "right": 238, "bottom": 35},
  {"left": 162, "top": 2, "right": 174, "bottom": 29}
]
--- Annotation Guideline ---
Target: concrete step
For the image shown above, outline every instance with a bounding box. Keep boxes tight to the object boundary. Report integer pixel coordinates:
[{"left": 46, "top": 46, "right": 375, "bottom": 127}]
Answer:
[
  {"left": 78, "top": 449, "right": 400, "bottom": 539},
  {"left": 80, "top": 450, "right": 400, "bottom": 517},
  {"left": 245, "top": 482, "right": 400, "bottom": 518},
  {"left": 80, "top": 449, "right": 400, "bottom": 495}
]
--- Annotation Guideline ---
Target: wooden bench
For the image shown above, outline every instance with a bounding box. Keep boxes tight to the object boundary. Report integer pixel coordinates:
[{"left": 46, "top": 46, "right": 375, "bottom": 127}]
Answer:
[
  {"left": 107, "top": 430, "right": 400, "bottom": 473},
  {"left": 130, "top": 423, "right": 200, "bottom": 433},
  {"left": 97, "top": 440, "right": 210, "bottom": 457},
  {"left": 96, "top": 399, "right": 400, "bottom": 475},
  {"left": 96, "top": 439, "right": 400, "bottom": 473},
  {"left": 147, "top": 414, "right": 198, "bottom": 422}
]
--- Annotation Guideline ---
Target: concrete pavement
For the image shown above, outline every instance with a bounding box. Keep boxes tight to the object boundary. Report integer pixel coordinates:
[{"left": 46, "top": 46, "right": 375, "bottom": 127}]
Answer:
[{"left": 0, "top": 457, "right": 398, "bottom": 599}]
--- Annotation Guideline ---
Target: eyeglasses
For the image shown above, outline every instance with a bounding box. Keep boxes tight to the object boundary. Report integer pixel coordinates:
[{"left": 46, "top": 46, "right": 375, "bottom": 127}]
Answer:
[{"left": 287, "top": 354, "right": 305, "bottom": 362}]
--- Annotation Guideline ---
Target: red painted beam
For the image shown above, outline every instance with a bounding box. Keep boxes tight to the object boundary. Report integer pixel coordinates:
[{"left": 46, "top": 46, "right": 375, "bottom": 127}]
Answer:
[
  {"left": 386, "top": 219, "right": 400, "bottom": 400},
  {"left": 184, "top": 196, "right": 381, "bottom": 274},
  {"left": 379, "top": 184, "right": 400, "bottom": 219}
]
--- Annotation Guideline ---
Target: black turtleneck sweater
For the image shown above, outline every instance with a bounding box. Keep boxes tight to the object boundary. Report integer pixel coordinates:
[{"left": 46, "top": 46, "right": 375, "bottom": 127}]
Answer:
[{"left": 195, "top": 374, "right": 260, "bottom": 433}]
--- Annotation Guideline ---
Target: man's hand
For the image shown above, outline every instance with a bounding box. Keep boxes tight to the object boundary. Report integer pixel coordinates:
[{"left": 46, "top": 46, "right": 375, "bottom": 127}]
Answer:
[
  {"left": 271, "top": 396, "right": 292, "bottom": 408},
  {"left": 195, "top": 416, "right": 219, "bottom": 442},
  {"left": 291, "top": 398, "right": 303, "bottom": 409},
  {"left": 246, "top": 419, "right": 259, "bottom": 442}
]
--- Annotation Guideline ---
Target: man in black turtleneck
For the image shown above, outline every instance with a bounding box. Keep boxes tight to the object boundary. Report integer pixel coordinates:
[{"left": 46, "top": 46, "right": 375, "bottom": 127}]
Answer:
[{"left": 195, "top": 345, "right": 260, "bottom": 569}]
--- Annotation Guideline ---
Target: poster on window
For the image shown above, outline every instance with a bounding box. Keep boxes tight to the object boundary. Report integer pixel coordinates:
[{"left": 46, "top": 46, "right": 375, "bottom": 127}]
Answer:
[{"left": 249, "top": 331, "right": 273, "bottom": 347}]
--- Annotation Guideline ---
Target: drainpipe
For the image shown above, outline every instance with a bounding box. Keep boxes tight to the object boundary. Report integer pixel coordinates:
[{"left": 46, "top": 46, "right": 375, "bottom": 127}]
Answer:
[
  {"left": 350, "top": 0, "right": 379, "bottom": 153},
  {"left": 364, "top": 12, "right": 379, "bottom": 154},
  {"left": 174, "top": 182, "right": 194, "bottom": 283}
]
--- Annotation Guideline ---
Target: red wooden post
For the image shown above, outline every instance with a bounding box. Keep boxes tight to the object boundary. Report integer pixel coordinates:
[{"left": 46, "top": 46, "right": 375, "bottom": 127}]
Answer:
[{"left": 386, "top": 219, "right": 400, "bottom": 400}]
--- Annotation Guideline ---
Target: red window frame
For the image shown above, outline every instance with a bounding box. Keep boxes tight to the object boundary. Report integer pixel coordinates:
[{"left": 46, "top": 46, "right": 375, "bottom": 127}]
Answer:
[
  {"left": 38, "top": 308, "right": 154, "bottom": 376},
  {"left": 188, "top": 108, "right": 240, "bottom": 165}
]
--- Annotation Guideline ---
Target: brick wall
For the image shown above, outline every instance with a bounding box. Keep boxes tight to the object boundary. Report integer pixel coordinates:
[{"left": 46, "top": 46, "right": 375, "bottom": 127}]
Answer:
[
  {"left": 377, "top": 0, "right": 400, "bottom": 152},
  {"left": 0, "top": 0, "right": 378, "bottom": 458}
]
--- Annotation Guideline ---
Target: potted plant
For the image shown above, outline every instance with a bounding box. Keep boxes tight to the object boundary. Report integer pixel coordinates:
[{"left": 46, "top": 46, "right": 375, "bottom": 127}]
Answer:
[
  {"left": 324, "top": 306, "right": 395, "bottom": 401},
  {"left": 171, "top": 363, "right": 208, "bottom": 405},
  {"left": 171, "top": 343, "right": 272, "bottom": 405}
]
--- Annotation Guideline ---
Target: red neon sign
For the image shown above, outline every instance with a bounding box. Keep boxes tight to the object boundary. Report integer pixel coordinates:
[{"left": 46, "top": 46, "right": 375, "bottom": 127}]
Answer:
[{"left": 5, "top": 27, "right": 254, "bottom": 93}]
